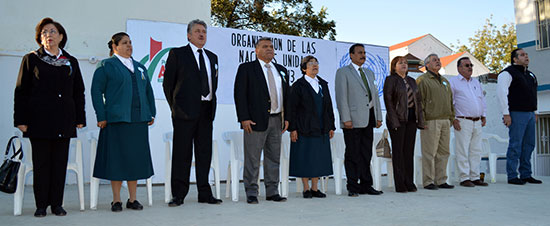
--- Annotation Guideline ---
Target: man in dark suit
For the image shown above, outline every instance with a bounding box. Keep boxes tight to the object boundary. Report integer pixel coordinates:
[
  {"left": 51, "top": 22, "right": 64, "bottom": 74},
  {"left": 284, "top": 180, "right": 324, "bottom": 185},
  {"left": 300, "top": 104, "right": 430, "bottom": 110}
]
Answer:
[
  {"left": 335, "top": 43, "right": 384, "bottom": 197},
  {"left": 234, "top": 37, "right": 289, "bottom": 204},
  {"left": 163, "top": 19, "right": 222, "bottom": 206}
]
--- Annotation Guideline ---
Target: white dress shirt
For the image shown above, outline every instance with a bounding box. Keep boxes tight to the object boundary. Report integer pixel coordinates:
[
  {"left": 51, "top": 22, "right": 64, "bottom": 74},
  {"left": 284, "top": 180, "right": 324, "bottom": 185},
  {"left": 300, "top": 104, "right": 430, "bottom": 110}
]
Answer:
[
  {"left": 189, "top": 43, "right": 213, "bottom": 101},
  {"left": 449, "top": 74, "right": 486, "bottom": 117},
  {"left": 114, "top": 53, "right": 134, "bottom": 73},
  {"left": 304, "top": 75, "right": 320, "bottom": 93},
  {"left": 259, "top": 60, "right": 283, "bottom": 114},
  {"left": 497, "top": 71, "right": 513, "bottom": 115},
  {"left": 45, "top": 48, "right": 63, "bottom": 59}
]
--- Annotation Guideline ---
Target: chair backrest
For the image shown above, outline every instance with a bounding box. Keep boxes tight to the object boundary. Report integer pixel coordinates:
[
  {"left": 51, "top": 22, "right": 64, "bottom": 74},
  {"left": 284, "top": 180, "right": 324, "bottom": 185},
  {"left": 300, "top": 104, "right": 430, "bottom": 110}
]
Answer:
[
  {"left": 222, "top": 131, "right": 245, "bottom": 161},
  {"left": 482, "top": 133, "right": 509, "bottom": 155},
  {"left": 330, "top": 133, "right": 345, "bottom": 160}
]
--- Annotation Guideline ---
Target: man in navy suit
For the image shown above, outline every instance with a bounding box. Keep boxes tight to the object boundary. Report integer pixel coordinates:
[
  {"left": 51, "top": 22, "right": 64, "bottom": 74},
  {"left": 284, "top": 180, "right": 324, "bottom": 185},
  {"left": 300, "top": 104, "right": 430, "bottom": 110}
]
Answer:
[
  {"left": 234, "top": 37, "right": 289, "bottom": 204},
  {"left": 163, "top": 19, "right": 222, "bottom": 206}
]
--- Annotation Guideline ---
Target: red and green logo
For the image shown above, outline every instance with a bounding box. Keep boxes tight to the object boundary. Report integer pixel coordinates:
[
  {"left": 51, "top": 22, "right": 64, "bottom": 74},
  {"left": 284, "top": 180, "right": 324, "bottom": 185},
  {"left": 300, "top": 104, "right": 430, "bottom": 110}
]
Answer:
[{"left": 138, "top": 37, "right": 172, "bottom": 82}]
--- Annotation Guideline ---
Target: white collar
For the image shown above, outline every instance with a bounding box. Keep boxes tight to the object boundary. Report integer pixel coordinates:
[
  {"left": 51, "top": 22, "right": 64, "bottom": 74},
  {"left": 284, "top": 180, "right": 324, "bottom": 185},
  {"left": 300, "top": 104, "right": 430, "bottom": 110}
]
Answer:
[
  {"left": 304, "top": 75, "right": 319, "bottom": 83},
  {"left": 190, "top": 42, "right": 203, "bottom": 53},
  {"left": 458, "top": 73, "right": 472, "bottom": 81},
  {"left": 45, "top": 48, "right": 63, "bottom": 59},
  {"left": 351, "top": 62, "right": 362, "bottom": 71}
]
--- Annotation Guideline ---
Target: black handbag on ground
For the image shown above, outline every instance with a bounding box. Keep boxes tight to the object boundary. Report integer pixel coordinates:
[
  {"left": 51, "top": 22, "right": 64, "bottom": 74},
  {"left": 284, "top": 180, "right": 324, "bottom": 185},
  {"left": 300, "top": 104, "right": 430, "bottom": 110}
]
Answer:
[{"left": 0, "top": 136, "right": 24, "bottom": 194}]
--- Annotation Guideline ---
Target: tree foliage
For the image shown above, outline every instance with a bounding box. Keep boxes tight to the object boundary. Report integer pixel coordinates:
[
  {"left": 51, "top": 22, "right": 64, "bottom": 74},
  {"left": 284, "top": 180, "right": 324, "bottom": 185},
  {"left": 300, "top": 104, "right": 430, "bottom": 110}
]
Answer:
[
  {"left": 451, "top": 15, "right": 517, "bottom": 73},
  {"left": 211, "top": 0, "right": 336, "bottom": 40}
]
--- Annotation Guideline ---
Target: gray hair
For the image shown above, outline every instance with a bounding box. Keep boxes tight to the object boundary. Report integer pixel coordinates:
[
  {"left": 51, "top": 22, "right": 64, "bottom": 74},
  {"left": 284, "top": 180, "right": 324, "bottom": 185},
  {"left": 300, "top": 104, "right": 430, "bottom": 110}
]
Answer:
[
  {"left": 424, "top": 53, "right": 439, "bottom": 66},
  {"left": 187, "top": 19, "right": 207, "bottom": 34},
  {"left": 255, "top": 37, "right": 272, "bottom": 48}
]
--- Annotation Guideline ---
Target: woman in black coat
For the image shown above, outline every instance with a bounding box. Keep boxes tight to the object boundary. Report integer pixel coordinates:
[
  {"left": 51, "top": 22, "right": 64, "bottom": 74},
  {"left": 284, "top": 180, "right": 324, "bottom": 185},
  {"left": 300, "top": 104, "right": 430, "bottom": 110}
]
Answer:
[
  {"left": 383, "top": 56, "right": 424, "bottom": 193},
  {"left": 288, "top": 55, "right": 335, "bottom": 199},
  {"left": 14, "top": 17, "right": 86, "bottom": 217}
]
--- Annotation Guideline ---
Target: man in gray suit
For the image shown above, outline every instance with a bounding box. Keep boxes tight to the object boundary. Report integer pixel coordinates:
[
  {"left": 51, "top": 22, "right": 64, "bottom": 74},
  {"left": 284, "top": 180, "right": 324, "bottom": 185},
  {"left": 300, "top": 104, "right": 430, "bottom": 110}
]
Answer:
[{"left": 335, "top": 43, "right": 383, "bottom": 197}]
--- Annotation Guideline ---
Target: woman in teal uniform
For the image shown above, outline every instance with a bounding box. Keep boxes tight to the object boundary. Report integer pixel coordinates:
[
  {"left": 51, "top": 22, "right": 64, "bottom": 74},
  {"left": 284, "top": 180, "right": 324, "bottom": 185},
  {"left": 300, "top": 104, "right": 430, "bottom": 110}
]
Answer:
[
  {"left": 288, "top": 56, "right": 335, "bottom": 199},
  {"left": 91, "top": 32, "right": 156, "bottom": 212}
]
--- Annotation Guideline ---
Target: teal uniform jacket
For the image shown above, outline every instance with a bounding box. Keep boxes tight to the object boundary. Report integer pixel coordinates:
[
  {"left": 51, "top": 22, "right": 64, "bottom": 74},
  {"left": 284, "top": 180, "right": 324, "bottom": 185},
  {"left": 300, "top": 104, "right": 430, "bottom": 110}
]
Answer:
[{"left": 91, "top": 56, "right": 156, "bottom": 123}]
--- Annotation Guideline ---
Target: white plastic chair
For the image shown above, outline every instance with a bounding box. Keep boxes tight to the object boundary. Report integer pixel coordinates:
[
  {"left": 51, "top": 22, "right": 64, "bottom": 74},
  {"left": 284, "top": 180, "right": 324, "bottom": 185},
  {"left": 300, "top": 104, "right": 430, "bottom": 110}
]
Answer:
[
  {"left": 372, "top": 130, "right": 394, "bottom": 191},
  {"left": 163, "top": 131, "right": 221, "bottom": 203},
  {"left": 13, "top": 132, "right": 85, "bottom": 215},
  {"left": 88, "top": 130, "right": 153, "bottom": 210},
  {"left": 329, "top": 132, "right": 345, "bottom": 195}
]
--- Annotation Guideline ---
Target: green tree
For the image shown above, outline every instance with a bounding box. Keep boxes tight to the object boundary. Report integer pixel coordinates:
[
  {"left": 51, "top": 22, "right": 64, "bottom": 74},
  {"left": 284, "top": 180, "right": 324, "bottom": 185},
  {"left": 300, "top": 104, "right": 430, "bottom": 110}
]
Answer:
[
  {"left": 212, "top": 0, "right": 336, "bottom": 40},
  {"left": 451, "top": 15, "right": 517, "bottom": 73}
]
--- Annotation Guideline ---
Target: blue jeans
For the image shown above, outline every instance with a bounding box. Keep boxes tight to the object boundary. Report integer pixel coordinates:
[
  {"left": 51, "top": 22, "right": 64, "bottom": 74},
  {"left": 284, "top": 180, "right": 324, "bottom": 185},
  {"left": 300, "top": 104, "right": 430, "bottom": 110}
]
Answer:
[{"left": 506, "top": 111, "right": 536, "bottom": 180}]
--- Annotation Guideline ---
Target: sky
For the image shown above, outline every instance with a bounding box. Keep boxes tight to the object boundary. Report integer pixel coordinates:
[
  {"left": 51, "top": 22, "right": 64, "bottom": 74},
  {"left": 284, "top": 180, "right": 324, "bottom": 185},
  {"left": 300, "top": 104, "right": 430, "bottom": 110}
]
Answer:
[{"left": 310, "top": 0, "right": 516, "bottom": 49}]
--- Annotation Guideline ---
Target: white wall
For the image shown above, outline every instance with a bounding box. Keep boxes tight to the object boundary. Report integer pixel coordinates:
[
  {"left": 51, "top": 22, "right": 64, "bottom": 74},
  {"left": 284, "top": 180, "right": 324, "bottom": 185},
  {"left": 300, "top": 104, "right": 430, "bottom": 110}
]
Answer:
[
  {"left": 408, "top": 35, "right": 453, "bottom": 61},
  {"left": 514, "top": 0, "right": 537, "bottom": 44},
  {"left": 0, "top": 0, "right": 211, "bottom": 184},
  {"left": 442, "top": 52, "right": 491, "bottom": 77}
]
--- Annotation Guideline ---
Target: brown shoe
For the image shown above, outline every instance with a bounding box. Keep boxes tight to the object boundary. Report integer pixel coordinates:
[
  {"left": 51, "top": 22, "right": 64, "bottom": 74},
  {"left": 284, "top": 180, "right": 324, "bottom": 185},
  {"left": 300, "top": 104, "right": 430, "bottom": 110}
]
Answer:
[
  {"left": 459, "top": 180, "right": 475, "bottom": 187},
  {"left": 472, "top": 179, "right": 488, "bottom": 186}
]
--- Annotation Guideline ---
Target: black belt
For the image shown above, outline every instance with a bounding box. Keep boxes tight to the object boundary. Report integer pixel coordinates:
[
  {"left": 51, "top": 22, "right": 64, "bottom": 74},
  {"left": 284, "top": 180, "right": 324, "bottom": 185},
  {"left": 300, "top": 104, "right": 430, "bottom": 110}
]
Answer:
[
  {"left": 457, "top": 116, "right": 481, "bottom": 121},
  {"left": 270, "top": 112, "right": 281, "bottom": 117}
]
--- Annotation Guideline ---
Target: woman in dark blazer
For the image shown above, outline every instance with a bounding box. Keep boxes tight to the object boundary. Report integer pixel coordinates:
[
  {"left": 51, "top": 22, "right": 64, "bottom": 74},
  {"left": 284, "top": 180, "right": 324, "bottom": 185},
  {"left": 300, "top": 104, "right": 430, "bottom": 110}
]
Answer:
[
  {"left": 383, "top": 56, "right": 425, "bottom": 193},
  {"left": 288, "top": 55, "right": 335, "bottom": 198},
  {"left": 14, "top": 17, "right": 86, "bottom": 217},
  {"left": 91, "top": 32, "right": 155, "bottom": 212}
]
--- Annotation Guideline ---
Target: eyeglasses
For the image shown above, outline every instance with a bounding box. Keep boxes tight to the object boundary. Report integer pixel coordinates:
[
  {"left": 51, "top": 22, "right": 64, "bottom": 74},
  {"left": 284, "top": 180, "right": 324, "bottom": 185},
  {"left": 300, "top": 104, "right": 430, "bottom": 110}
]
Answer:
[
  {"left": 41, "top": 29, "right": 58, "bottom": 36},
  {"left": 307, "top": 61, "right": 319, "bottom": 66},
  {"left": 463, "top": 64, "right": 474, "bottom": 68}
]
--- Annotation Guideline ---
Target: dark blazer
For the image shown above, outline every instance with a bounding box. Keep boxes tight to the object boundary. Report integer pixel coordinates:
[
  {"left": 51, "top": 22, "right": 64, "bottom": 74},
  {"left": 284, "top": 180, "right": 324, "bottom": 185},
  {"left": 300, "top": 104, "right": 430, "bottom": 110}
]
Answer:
[
  {"left": 163, "top": 44, "right": 218, "bottom": 120},
  {"left": 91, "top": 56, "right": 156, "bottom": 123},
  {"left": 14, "top": 47, "right": 86, "bottom": 138},
  {"left": 234, "top": 59, "right": 289, "bottom": 132},
  {"left": 383, "top": 73, "right": 425, "bottom": 130},
  {"left": 287, "top": 76, "right": 336, "bottom": 136}
]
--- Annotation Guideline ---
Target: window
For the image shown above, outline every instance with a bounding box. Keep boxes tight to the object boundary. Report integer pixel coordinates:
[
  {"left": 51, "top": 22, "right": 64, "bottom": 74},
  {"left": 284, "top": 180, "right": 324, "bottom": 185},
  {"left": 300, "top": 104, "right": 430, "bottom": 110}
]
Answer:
[{"left": 536, "top": 0, "right": 550, "bottom": 49}]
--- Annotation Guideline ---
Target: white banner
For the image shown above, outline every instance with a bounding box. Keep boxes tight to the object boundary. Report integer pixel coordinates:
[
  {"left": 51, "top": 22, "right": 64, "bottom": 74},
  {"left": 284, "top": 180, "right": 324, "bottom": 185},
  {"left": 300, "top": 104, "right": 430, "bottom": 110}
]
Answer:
[{"left": 127, "top": 19, "right": 389, "bottom": 106}]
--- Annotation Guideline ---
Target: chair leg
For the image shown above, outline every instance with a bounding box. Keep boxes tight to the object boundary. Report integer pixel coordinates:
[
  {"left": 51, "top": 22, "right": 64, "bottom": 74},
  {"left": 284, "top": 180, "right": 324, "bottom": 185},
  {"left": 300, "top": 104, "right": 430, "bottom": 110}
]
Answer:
[
  {"left": 387, "top": 161, "right": 394, "bottom": 188},
  {"left": 75, "top": 140, "right": 85, "bottom": 211},
  {"left": 146, "top": 178, "right": 153, "bottom": 206},
  {"left": 489, "top": 154, "right": 497, "bottom": 183},
  {"left": 280, "top": 158, "right": 289, "bottom": 197},
  {"left": 164, "top": 142, "right": 172, "bottom": 204},
  {"left": 214, "top": 167, "right": 221, "bottom": 199},
  {"left": 334, "top": 161, "right": 342, "bottom": 195},
  {"left": 90, "top": 177, "right": 100, "bottom": 210},
  {"left": 231, "top": 161, "right": 239, "bottom": 202},
  {"left": 13, "top": 165, "right": 26, "bottom": 216},
  {"left": 225, "top": 164, "right": 231, "bottom": 198},
  {"left": 372, "top": 158, "right": 381, "bottom": 191},
  {"left": 296, "top": 178, "right": 303, "bottom": 192}
]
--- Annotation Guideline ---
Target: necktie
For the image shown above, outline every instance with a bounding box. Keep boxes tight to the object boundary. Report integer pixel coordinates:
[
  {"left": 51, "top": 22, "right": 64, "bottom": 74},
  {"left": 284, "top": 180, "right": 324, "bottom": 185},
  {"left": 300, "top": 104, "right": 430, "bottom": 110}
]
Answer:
[
  {"left": 358, "top": 67, "right": 372, "bottom": 101},
  {"left": 404, "top": 78, "right": 414, "bottom": 108},
  {"left": 265, "top": 64, "right": 278, "bottom": 112},
  {"left": 198, "top": 49, "right": 210, "bottom": 97}
]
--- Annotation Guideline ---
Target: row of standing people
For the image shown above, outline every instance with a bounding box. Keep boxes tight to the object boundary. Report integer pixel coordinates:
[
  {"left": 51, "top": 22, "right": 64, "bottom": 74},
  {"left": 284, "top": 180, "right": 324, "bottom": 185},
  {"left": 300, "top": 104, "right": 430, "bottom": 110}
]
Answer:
[{"left": 13, "top": 17, "right": 542, "bottom": 217}]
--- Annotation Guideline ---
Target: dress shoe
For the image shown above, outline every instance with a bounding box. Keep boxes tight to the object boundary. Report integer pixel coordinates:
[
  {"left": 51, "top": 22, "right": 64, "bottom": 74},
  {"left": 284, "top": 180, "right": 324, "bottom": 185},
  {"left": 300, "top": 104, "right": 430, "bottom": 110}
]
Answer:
[
  {"left": 247, "top": 196, "right": 258, "bottom": 204},
  {"left": 522, "top": 177, "right": 542, "bottom": 184},
  {"left": 508, "top": 178, "right": 526, "bottom": 185},
  {"left": 407, "top": 185, "right": 417, "bottom": 192},
  {"left": 111, "top": 202, "right": 123, "bottom": 212},
  {"left": 34, "top": 208, "right": 47, "bottom": 217},
  {"left": 472, "top": 179, "right": 488, "bottom": 186},
  {"left": 424, "top": 184, "right": 438, "bottom": 190},
  {"left": 348, "top": 191, "right": 359, "bottom": 197},
  {"left": 168, "top": 198, "right": 184, "bottom": 207},
  {"left": 266, "top": 194, "right": 287, "bottom": 202},
  {"left": 438, "top": 183, "right": 455, "bottom": 189},
  {"left": 126, "top": 199, "right": 144, "bottom": 210},
  {"left": 460, "top": 180, "right": 475, "bottom": 187},
  {"left": 302, "top": 190, "right": 312, "bottom": 198},
  {"left": 311, "top": 189, "right": 327, "bottom": 198},
  {"left": 362, "top": 187, "right": 383, "bottom": 195},
  {"left": 51, "top": 206, "right": 67, "bottom": 216},
  {"left": 198, "top": 196, "right": 223, "bottom": 204}
]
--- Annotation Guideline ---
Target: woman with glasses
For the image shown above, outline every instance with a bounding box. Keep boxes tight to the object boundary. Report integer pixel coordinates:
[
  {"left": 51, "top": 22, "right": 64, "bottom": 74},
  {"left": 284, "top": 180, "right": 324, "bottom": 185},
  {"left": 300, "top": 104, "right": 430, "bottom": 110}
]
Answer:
[
  {"left": 287, "top": 55, "right": 335, "bottom": 199},
  {"left": 383, "top": 56, "right": 425, "bottom": 193},
  {"left": 91, "top": 32, "right": 155, "bottom": 212},
  {"left": 14, "top": 17, "right": 86, "bottom": 217}
]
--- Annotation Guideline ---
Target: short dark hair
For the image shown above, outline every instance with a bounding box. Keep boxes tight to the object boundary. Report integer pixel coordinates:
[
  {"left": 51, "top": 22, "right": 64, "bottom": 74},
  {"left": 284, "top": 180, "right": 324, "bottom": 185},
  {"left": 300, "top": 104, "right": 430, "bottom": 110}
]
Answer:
[
  {"left": 349, "top": 43, "right": 364, "bottom": 54},
  {"left": 390, "top": 56, "right": 408, "bottom": 76},
  {"left": 255, "top": 37, "right": 272, "bottom": 48},
  {"left": 300, "top": 55, "right": 318, "bottom": 75},
  {"left": 457, "top": 57, "right": 470, "bottom": 67},
  {"left": 511, "top": 48, "right": 523, "bottom": 64},
  {"left": 35, "top": 17, "right": 67, "bottom": 49},
  {"left": 108, "top": 32, "right": 130, "bottom": 56}
]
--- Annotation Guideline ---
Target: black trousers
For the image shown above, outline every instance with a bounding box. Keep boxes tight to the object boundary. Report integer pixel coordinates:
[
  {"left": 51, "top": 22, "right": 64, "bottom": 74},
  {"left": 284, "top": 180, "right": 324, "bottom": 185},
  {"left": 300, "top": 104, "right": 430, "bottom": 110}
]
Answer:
[
  {"left": 343, "top": 108, "right": 376, "bottom": 193},
  {"left": 389, "top": 108, "right": 418, "bottom": 192},
  {"left": 171, "top": 102, "right": 213, "bottom": 200},
  {"left": 29, "top": 138, "right": 70, "bottom": 209}
]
